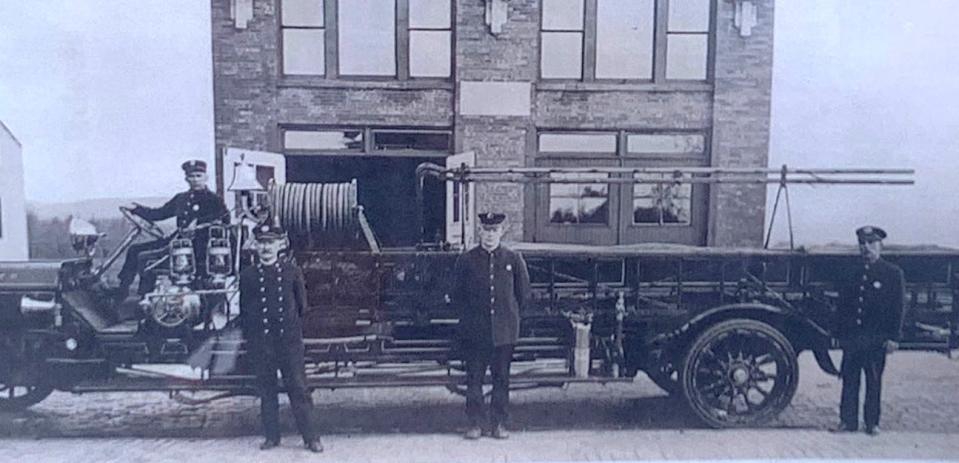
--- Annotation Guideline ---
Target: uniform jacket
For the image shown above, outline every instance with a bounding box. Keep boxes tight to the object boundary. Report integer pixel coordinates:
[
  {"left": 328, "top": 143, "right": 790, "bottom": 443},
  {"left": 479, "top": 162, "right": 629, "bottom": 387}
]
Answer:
[
  {"left": 452, "top": 245, "right": 531, "bottom": 347},
  {"left": 134, "top": 188, "right": 228, "bottom": 229},
  {"left": 836, "top": 258, "right": 906, "bottom": 351},
  {"left": 239, "top": 259, "right": 310, "bottom": 354}
]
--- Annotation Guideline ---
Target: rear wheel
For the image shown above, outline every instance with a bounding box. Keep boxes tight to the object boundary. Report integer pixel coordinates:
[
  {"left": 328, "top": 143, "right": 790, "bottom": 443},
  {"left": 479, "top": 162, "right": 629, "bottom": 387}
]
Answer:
[
  {"left": 0, "top": 381, "right": 53, "bottom": 411},
  {"left": 681, "top": 319, "right": 798, "bottom": 428}
]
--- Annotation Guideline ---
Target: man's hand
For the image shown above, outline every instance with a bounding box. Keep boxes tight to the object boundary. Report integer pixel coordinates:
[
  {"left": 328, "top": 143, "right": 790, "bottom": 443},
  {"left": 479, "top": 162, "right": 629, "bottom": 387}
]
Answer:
[{"left": 884, "top": 340, "right": 899, "bottom": 353}]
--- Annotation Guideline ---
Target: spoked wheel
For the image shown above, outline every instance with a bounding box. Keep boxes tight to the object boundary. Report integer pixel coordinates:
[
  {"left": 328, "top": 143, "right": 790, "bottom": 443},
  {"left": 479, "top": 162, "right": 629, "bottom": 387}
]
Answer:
[
  {"left": 0, "top": 381, "right": 53, "bottom": 412},
  {"left": 681, "top": 319, "right": 798, "bottom": 428}
]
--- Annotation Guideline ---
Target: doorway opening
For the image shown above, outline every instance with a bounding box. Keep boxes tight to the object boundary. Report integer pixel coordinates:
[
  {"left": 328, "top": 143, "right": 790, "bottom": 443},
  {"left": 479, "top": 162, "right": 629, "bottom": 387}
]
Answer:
[{"left": 286, "top": 156, "right": 444, "bottom": 247}]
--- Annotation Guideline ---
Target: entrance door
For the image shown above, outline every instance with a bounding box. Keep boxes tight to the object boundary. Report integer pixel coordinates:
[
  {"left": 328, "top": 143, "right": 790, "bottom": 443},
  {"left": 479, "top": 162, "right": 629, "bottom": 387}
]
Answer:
[
  {"left": 220, "top": 147, "right": 286, "bottom": 224},
  {"left": 445, "top": 151, "right": 475, "bottom": 248}
]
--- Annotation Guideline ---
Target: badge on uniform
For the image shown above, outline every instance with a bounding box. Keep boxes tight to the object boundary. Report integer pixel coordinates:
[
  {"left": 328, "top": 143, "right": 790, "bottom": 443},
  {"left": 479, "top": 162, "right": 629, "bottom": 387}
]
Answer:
[
  {"left": 873, "top": 281, "right": 882, "bottom": 289},
  {"left": 506, "top": 264, "right": 512, "bottom": 271}
]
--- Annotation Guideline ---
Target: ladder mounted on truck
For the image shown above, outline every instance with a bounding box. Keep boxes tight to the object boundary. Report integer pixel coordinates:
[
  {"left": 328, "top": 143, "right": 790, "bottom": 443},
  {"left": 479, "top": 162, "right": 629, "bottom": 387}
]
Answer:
[{"left": 416, "top": 163, "right": 915, "bottom": 249}]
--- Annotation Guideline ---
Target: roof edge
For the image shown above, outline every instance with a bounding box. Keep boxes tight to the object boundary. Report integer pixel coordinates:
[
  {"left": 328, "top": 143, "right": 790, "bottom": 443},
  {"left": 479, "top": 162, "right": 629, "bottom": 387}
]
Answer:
[{"left": 0, "top": 119, "right": 23, "bottom": 147}]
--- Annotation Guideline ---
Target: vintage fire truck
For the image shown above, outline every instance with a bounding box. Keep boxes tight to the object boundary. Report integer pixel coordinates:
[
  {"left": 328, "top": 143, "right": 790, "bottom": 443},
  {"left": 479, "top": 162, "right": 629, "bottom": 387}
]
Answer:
[{"left": 0, "top": 150, "right": 954, "bottom": 429}]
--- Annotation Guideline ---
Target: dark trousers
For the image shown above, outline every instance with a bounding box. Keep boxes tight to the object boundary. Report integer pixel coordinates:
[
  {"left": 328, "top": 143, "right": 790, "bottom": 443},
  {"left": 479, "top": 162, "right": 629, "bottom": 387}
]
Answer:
[
  {"left": 117, "top": 238, "right": 170, "bottom": 292},
  {"left": 840, "top": 347, "right": 887, "bottom": 428},
  {"left": 255, "top": 343, "right": 318, "bottom": 443},
  {"left": 465, "top": 344, "right": 514, "bottom": 427}
]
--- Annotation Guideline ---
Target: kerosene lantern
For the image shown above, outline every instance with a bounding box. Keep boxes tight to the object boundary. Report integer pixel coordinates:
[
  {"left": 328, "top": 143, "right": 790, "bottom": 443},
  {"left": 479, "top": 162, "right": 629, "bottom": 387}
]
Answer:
[
  {"left": 169, "top": 238, "right": 196, "bottom": 285},
  {"left": 206, "top": 225, "right": 233, "bottom": 286}
]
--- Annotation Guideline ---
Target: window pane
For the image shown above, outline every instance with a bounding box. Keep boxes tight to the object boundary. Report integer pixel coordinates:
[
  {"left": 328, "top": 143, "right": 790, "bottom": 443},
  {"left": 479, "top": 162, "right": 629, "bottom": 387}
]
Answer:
[
  {"left": 549, "top": 172, "right": 609, "bottom": 224},
  {"left": 669, "top": 0, "right": 710, "bottom": 32},
  {"left": 627, "top": 134, "right": 705, "bottom": 154},
  {"left": 285, "top": 130, "right": 363, "bottom": 150},
  {"left": 633, "top": 174, "right": 692, "bottom": 225},
  {"left": 283, "top": 29, "right": 325, "bottom": 75},
  {"left": 539, "top": 133, "right": 616, "bottom": 153},
  {"left": 410, "top": 0, "right": 450, "bottom": 28},
  {"left": 373, "top": 131, "right": 451, "bottom": 151},
  {"left": 542, "top": 0, "right": 584, "bottom": 30},
  {"left": 541, "top": 32, "right": 583, "bottom": 79},
  {"left": 666, "top": 34, "right": 708, "bottom": 80},
  {"left": 550, "top": 198, "right": 609, "bottom": 224},
  {"left": 410, "top": 31, "right": 451, "bottom": 77},
  {"left": 338, "top": 0, "right": 396, "bottom": 76},
  {"left": 596, "top": 0, "right": 653, "bottom": 79},
  {"left": 282, "top": 0, "right": 324, "bottom": 27}
]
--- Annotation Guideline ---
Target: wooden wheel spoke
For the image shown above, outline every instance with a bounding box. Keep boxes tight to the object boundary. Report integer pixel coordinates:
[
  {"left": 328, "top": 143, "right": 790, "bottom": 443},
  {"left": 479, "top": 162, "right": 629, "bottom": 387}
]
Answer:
[{"left": 683, "top": 320, "right": 798, "bottom": 428}]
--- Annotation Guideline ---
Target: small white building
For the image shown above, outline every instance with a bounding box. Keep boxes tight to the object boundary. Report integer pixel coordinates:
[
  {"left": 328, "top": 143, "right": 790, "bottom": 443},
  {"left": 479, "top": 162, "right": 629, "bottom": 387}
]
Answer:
[{"left": 0, "top": 120, "right": 28, "bottom": 260}]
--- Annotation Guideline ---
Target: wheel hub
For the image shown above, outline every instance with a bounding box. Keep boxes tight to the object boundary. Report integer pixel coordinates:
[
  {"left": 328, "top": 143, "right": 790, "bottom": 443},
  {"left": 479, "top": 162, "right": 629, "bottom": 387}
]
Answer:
[{"left": 730, "top": 366, "right": 750, "bottom": 386}]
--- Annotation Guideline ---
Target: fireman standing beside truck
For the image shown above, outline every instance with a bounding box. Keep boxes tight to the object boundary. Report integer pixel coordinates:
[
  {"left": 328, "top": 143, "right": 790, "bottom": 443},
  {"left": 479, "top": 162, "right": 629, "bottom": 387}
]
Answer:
[
  {"left": 239, "top": 222, "right": 322, "bottom": 453},
  {"left": 832, "top": 225, "right": 906, "bottom": 436},
  {"left": 452, "top": 212, "right": 531, "bottom": 440}
]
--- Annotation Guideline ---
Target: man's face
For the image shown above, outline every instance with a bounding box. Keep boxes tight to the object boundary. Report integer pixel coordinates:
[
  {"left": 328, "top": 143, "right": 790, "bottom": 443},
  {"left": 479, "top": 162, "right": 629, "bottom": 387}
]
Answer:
[
  {"left": 479, "top": 224, "right": 505, "bottom": 250},
  {"left": 255, "top": 237, "right": 286, "bottom": 263},
  {"left": 185, "top": 171, "right": 208, "bottom": 190},
  {"left": 859, "top": 239, "right": 882, "bottom": 263}
]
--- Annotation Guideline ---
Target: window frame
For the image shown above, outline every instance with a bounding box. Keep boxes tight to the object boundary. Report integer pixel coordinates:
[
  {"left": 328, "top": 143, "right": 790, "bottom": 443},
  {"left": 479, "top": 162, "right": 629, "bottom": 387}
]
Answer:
[
  {"left": 536, "top": 129, "right": 708, "bottom": 229},
  {"left": 278, "top": 0, "right": 454, "bottom": 81},
  {"left": 538, "top": 0, "right": 716, "bottom": 83},
  {"left": 281, "top": 125, "right": 453, "bottom": 158}
]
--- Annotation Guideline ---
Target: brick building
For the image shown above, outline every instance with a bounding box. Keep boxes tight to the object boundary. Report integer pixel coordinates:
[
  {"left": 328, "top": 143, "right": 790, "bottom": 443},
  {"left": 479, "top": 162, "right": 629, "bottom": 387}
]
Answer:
[{"left": 211, "top": 0, "right": 774, "bottom": 247}]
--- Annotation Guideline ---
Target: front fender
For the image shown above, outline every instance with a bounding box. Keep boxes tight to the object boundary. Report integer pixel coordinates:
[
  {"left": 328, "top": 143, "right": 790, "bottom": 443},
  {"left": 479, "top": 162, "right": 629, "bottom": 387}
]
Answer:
[{"left": 647, "top": 302, "right": 840, "bottom": 376}]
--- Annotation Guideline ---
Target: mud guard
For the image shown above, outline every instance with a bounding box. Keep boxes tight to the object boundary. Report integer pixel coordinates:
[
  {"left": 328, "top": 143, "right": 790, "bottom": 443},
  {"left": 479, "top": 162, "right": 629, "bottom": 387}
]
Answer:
[{"left": 812, "top": 348, "right": 840, "bottom": 376}]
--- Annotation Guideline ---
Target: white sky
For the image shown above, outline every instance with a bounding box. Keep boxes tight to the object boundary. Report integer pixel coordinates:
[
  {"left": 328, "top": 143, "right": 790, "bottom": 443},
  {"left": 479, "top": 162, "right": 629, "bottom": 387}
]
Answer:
[{"left": 1, "top": 1, "right": 957, "bottom": 246}]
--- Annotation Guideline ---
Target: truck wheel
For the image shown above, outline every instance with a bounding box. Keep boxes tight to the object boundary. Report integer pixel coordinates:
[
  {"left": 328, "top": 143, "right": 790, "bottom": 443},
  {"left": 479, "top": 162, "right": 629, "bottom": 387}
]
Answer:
[
  {"left": 0, "top": 381, "right": 53, "bottom": 411},
  {"left": 681, "top": 318, "right": 798, "bottom": 428}
]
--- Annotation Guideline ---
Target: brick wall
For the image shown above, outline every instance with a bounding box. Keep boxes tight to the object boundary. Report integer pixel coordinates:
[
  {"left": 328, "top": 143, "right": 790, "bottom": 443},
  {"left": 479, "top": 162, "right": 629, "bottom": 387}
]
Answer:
[
  {"left": 211, "top": 0, "right": 279, "bottom": 157},
  {"left": 211, "top": 0, "right": 776, "bottom": 247},
  {"left": 709, "top": 0, "right": 775, "bottom": 246}
]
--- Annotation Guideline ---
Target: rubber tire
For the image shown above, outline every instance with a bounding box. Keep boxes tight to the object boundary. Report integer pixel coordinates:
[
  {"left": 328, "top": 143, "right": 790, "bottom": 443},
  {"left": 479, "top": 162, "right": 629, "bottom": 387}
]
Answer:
[
  {"left": 680, "top": 318, "right": 798, "bottom": 428},
  {"left": 0, "top": 383, "right": 54, "bottom": 412}
]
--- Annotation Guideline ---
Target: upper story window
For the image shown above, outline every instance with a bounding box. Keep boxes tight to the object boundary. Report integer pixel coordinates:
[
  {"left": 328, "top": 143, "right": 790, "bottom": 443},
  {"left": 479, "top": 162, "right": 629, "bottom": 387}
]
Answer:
[
  {"left": 280, "top": 0, "right": 452, "bottom": 79},
  {"left": 540, "top": 0, "right": 713, "bottom": 82},
  {"left": 282, "top": 0, "right": 326, "bottom": 75}
]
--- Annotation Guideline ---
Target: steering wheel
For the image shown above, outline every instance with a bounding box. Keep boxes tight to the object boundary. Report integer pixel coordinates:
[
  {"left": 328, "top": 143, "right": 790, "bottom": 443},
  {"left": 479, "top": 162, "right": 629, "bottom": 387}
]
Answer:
[{"left": 120, "top": 206, "right": 166, "bottom": 240}]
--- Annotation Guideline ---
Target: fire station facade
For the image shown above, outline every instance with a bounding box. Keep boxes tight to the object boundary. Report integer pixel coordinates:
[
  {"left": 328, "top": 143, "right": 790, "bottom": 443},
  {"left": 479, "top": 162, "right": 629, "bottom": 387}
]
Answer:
[{"left": 211, "top": 0, "right": 775, "bottom": 248}]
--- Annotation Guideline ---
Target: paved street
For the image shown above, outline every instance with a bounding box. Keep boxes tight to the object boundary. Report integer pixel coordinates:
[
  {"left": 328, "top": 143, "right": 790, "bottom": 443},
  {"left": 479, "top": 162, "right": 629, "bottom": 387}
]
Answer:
[{"left": 2, "top": 351, "right": 959, "bottom": 461}]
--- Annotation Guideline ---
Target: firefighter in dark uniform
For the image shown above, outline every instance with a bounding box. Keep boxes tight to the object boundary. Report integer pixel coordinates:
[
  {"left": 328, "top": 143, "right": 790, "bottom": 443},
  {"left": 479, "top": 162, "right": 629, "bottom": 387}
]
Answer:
[
  {"left": 451, "top": 212, "right": 531, "bottom": 440},
  {"left": 115, "top": 160, "right": 228, "bottom": 296},
  {"left": 239, "top": 223, "right": 322, "bottom": 453},
  {"left": 832, "top": 225, "right": 905, "bottom": 435}
]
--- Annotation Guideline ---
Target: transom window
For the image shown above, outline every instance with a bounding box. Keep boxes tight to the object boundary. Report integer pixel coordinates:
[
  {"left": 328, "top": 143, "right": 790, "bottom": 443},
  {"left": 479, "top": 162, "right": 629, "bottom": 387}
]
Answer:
[
  {"left": 280, "top": 0, "right": 452, "bottom": 79},
  {"left": 540, "top": 0, "right": 713, "bottom": 81},
  {"left": 283, "top": 127, "right": 451, "bottom": 156}
]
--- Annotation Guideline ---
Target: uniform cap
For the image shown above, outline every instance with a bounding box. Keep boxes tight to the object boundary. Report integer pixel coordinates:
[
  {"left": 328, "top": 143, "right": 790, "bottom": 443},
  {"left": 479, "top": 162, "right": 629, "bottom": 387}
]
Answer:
[
  {"left": 181, "top": 160, "right": 207, "bottom": 174},
  {"left": 253, "top": 223, "right": 286, "bottom": 241},
  {"left": 478, "top": 212, "right": 506, "bottom": 226},
  {"left": 856, "top": 225, "right": 887, "bottom": 243}
]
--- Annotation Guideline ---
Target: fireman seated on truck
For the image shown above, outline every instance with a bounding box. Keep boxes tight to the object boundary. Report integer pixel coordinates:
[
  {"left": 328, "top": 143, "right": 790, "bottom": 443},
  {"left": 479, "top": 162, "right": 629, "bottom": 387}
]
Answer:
[{"left": 111, "top": 160, "right": 228, "bottom": 299}]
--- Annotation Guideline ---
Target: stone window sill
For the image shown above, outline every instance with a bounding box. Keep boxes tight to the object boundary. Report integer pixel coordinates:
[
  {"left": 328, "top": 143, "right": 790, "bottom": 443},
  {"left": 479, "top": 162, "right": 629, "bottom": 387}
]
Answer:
[
  {"left": 535, "top": 81, "right": 713, "bottom": 93},
  {"left": 278, "top": 77, "right": 455, "bottom": 91}
]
